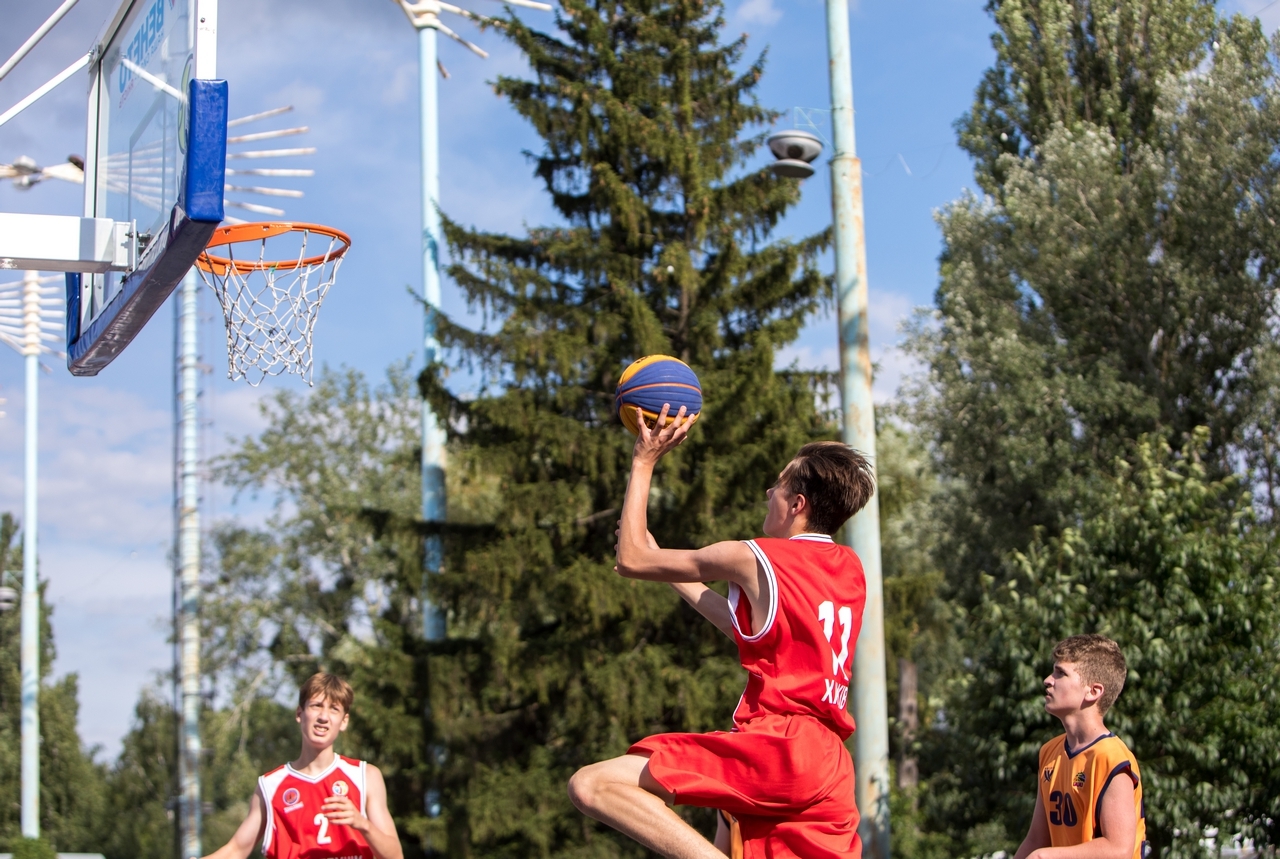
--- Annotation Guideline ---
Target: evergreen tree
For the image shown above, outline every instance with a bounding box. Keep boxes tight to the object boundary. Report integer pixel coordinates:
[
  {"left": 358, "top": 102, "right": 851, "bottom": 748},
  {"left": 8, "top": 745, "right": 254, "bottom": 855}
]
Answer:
[{"left": 417, "top": 1, "right": 832, "bottom": 854}]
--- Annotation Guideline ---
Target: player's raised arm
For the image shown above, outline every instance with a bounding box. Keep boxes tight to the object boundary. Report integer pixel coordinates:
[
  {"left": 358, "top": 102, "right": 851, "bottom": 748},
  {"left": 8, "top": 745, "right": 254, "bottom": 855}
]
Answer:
[
  {"left": 200, "top": 788, "right": 266, "bottom": 859},
  {"left": 615, "top": 404, "right": 757, "bottom": 588}
]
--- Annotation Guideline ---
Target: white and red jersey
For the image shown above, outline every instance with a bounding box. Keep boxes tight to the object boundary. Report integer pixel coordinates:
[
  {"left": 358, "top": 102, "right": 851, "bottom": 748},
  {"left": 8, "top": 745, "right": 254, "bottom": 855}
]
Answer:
[
  {"left": 729, "top": 534, "right": 866, "bottom": 739},
  {"left": 259, "top": 756, "right": 374, "bottom": 859}
]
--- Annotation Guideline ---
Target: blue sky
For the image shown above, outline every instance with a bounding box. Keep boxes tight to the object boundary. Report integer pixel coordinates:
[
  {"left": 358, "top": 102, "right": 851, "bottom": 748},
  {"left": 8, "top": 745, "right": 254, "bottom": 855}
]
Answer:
[{"left": 1, "top": 0, "right": 1272, "bottom": 757}]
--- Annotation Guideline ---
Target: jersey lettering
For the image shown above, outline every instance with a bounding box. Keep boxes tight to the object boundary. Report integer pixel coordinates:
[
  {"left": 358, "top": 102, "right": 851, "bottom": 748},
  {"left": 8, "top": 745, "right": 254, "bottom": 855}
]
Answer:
[{"left": 821, "top": 678, "right": 849, "bottom": 708}]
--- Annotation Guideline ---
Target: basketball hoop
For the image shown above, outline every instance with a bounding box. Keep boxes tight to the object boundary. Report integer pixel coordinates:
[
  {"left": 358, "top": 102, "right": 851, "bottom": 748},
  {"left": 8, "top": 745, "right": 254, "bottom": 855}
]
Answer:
[{"left": 195, "top": 222, "right": 350, "bottom": 385}]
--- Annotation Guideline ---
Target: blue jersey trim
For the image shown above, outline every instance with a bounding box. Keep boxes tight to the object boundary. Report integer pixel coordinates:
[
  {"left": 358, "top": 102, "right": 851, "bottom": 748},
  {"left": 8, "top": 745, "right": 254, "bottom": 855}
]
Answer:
[{"left": 1065, "top": 732, "right": 1114, "bottom": 759}]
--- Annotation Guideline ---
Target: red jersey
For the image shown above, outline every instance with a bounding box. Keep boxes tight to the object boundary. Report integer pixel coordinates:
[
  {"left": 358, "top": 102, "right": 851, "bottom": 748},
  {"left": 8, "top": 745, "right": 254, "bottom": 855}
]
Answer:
[
  {"left": 259, "top": 756, "right": 374, "bottom": 859},
  {"left": 729, "top": 534, "right": 866, "bottom": 739}
]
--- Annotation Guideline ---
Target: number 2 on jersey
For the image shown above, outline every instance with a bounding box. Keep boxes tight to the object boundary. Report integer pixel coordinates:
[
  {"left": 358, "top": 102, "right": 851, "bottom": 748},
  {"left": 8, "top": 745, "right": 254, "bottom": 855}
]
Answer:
[
  {"left": 818, "top": 600, "right": 853, "bottom": 679},
  {"left": 313, "top": 813, "right": 333, "bottom": 844}
]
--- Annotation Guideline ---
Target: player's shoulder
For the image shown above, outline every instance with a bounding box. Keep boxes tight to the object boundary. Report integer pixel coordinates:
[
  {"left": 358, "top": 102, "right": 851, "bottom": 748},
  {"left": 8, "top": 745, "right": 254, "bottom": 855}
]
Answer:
[
  {"left": 1039, "top": 733, "right": 1068, "bottom": 761},
  {"left": 338, "top": 754, "right": 365, "bottom": 766},
  {"left": 1090, "top": 733, "right": 1140, "bottom": 769},
  {"left": 261, "top": 762, "right": 289, "bottom": 779}
]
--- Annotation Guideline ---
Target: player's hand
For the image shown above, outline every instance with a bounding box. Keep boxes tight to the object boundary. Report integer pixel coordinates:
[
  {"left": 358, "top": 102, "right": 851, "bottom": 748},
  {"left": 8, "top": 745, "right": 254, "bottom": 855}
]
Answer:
[
  {"left": 632, "top": 404, "right": 694, "bottom": 465},
  {"left": 322, "top": 795, "right": 368, "bottom": 833}
]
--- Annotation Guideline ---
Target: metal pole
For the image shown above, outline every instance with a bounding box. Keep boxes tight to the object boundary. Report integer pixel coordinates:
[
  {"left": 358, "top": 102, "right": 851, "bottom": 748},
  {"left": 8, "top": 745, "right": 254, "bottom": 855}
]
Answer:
[
  {"left": 418, "top": 26, "right": 447, "bottom": 643},
  {"left": 825, "top": 2, "right": 890, "bottom": 857},
  {"left": 20, "top": 269, "right": 40, "bottom": 840},
  {"left": 176, "top": 269, "right": 203, "bottom": 859}
]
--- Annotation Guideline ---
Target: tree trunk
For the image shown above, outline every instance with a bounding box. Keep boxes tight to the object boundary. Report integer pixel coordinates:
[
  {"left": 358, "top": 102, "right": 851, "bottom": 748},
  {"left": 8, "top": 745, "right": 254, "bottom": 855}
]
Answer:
[{"left": 897, "top": 658, "right": 918, "bottom": 791}]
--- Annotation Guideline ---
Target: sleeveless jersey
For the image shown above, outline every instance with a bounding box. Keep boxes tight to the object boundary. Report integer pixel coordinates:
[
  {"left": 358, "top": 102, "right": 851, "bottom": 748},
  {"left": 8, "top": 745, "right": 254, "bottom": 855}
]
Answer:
[
  {"left": 260, "top": 756, "right": 375, "bottom": 859},
  {"left": 728, "top": 534, "right": 866, "bottom": 739},
  {"left": 1038, "top": 734, "right": 1147, "bottom": 859}
]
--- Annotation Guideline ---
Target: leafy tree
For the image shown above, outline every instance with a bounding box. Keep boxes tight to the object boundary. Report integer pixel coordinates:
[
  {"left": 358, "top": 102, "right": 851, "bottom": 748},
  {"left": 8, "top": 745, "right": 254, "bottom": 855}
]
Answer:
[
  {"left": 208, "top": 364, "right": 434, "bottom": 854},
  {"left": 0, "top": 514, "right": 108, "bottom": 853},
  {"left": 418, "top": 0, "right": 836, "bottom": 854},
  {"left": 920, "top": 434, "right": 1280, "bottom": 857},
  {"left": 899, "top": 2, "right": 1280, "bottom": 856},
  {"left": 907, "top": 6, "right": 1280, "bottom": 603}
]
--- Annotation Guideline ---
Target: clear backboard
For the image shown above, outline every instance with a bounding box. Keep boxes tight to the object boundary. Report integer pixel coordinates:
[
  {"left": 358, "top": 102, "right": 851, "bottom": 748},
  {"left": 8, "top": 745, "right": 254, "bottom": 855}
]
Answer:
[{"left": 66, "top": 0, "right": 225, "bottom": 375}]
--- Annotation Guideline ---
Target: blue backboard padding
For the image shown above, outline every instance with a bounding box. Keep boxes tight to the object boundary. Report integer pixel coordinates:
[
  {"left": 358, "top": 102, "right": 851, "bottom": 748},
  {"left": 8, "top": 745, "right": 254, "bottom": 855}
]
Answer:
[
  {"left": 67, "top": 79, "right": 227, "bottom": 376},
  {"left": 64, "top": 273, "right": 80, "bottom": 345},
  {"left": 182, "top": 79, "right": 227, "bottom": 222}
]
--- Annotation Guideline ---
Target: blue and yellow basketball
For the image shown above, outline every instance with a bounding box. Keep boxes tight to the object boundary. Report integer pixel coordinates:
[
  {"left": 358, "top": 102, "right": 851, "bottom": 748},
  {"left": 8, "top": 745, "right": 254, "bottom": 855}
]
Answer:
[{"left": 615, "top": 355, "right": 703, "bottom": 435}]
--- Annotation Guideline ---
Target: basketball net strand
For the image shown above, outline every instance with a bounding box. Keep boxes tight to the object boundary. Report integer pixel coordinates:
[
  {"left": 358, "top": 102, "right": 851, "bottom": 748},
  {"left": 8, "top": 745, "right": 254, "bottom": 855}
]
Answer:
[{"left": 197, "top": 228, "right": 342, "bottom": 386}]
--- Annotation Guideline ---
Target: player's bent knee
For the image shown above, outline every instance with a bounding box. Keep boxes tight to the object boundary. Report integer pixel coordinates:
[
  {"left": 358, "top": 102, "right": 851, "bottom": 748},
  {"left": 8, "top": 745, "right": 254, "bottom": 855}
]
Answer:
[{"left": 567, "top": 765, "right": 601, "bottom": 813}]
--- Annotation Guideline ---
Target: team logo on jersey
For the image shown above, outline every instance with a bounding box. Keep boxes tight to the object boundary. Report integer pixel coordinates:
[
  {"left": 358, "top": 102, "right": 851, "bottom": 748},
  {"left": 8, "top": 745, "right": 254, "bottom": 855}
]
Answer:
[
  {"left": 1043, "top": 767, "right": 1054, "bottom": 783},
  {"left": 332, "top": 780, "right": 349, "bottom": 797},
  {"left": 1073, "top": 771, "right": 1087, "bottom": 789},
  {"left": 282, "top": 788, "right": 301, "bottom": 808}
]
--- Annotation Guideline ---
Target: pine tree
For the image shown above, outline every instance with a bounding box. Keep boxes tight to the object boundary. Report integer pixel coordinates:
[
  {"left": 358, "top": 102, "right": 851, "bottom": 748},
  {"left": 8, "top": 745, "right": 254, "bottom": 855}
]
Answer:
[{"left": 418, "top": 1, "right": 832, "bottom": 854}]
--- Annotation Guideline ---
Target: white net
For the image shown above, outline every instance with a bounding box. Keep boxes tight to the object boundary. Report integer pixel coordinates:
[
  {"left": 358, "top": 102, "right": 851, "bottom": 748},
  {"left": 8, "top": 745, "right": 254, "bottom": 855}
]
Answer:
[{"left": 196, "top": 225, "right": 347, "bottom": 386}]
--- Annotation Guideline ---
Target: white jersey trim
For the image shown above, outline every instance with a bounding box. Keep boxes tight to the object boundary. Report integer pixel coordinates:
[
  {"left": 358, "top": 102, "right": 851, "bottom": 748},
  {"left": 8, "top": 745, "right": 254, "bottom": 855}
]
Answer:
[
  {"left": 730, "top": 540, "right": 778, "bottom": 641},
  {"left": 789, "top": 533, "right": 834, "bottom": 543}
]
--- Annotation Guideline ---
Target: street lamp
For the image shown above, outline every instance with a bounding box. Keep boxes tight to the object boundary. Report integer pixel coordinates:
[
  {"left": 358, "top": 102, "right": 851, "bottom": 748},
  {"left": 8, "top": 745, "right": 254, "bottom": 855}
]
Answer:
[
  {"left": 388, "top": 0, "right": 550, "bottom": 645},
  {"left": 766, "top": 130, "right": 823, "bottom": 179}
]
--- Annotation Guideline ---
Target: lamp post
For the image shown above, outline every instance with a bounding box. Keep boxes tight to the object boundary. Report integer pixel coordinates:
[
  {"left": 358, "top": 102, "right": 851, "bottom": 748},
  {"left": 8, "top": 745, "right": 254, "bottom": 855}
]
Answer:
[
  {"left": 389, "top": 0, "right": 549, "bottom": 646},
  {"left": 825, "top": 1, "right": 890, "bottom": 855},
  {"left": 0, "top": 270, "right": 65, "bottom": 841}
]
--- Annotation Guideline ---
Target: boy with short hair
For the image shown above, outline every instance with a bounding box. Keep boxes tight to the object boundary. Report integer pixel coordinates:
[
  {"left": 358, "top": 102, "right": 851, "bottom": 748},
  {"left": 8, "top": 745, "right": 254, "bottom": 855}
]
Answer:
[
  {"left": 202, "top": 673, "right": 403, "bottom": 859},
  {"left": 1013, "top": 635, "right": 1147, "bottom": 859},
  {"left": 568, "top": 405, "right": 876, "bottom": 859}
]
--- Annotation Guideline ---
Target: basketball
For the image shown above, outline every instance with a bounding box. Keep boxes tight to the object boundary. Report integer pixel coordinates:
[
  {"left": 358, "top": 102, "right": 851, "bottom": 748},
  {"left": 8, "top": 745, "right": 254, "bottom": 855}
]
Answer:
[{"left": 615, "top": 355, "right": 703, "bottom": 435}]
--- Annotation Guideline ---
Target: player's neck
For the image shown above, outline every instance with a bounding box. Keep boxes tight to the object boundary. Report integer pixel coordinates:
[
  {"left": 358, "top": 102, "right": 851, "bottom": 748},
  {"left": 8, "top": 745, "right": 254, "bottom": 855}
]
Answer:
[
  {"left": 291, "top": 743, "right": 338, "bottom": 775},
  {"left": 1058, "top": 709, "right": 1110, "bottom": 751}
]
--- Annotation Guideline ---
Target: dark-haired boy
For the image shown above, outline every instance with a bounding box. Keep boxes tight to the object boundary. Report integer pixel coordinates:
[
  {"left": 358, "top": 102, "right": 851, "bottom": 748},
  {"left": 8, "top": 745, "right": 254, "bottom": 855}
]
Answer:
[
  {"left": 568, "top": 405, "right": 876, "bottom": 859},
  {"left": 202, "top": 673, "right": 403, "bottom": 859},
  {"left": 1013, "top": 635, "right": 1147, "bottom": 859}
]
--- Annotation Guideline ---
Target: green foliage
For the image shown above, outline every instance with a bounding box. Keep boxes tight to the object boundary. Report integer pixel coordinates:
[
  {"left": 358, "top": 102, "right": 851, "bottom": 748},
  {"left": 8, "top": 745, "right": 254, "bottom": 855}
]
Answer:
[
  {"left": 907, "top": 10, "right": 1280, "bottom": 605},
  {"left": 920, "top": 434, "right": 1280, "bottom": 857},
  {"left": 12, "top": 837, "right": 57, "bottom": 859},
  {"left": 899, "top": 2, "right": 1280, "bottom": 857},
  {"left": 208, "top": 363, "right": 433, "bottom": 851},
  {"left": 0, "top": 515, "right": 107, "bottom": 853},
  {"left": 959, "top": 0, "right": 1217, "bottom": 189}
]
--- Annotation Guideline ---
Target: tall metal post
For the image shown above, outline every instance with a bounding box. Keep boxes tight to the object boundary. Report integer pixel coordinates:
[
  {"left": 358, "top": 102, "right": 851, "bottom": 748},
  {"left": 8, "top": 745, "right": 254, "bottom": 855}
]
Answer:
[
  {"left": 825, "top": 2, "right": 890, "bottom": 857},
  {"left": 176, "top": 269, "right": 203, "bottom": 859},
  {"left": 418, "top": 25, "right": 447, "bottom": 643},
  {"left": 20, "top": 269, "right": 41, "bottom": 840}
]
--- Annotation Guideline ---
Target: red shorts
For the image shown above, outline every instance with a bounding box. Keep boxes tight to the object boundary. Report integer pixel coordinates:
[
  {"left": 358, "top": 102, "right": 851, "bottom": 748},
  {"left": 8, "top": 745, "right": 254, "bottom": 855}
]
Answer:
[{"left": 629, "top": 714, "right": 860, "bottom": 859}]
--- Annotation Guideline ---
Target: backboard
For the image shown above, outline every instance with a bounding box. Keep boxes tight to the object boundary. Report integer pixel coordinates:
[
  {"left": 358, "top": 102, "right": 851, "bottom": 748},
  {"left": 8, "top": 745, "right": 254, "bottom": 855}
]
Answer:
[{"left": 66, "top": 0, "right": 226, "bottom": 376}]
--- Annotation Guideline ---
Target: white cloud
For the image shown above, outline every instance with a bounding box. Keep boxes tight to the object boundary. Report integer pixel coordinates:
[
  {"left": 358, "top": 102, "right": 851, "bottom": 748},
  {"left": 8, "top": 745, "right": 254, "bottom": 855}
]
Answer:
[{"left": 736, "top": 0, "right": 784, "bottom": 26}]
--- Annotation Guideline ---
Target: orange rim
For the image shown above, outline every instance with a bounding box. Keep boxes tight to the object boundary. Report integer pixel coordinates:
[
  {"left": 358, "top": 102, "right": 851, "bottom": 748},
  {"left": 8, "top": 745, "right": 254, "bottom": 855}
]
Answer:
[{"left": 197, "top": 222, "right": 351, "bottom": 276}]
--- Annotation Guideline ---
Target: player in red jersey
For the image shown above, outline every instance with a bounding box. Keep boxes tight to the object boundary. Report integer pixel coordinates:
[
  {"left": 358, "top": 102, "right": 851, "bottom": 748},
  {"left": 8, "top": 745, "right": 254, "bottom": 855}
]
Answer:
[
  {"left": 568, "top": 405, "right": 876, "bottom": 859},
  {"left": 201, "top": 674, "right": 402, "bottom": 859}
]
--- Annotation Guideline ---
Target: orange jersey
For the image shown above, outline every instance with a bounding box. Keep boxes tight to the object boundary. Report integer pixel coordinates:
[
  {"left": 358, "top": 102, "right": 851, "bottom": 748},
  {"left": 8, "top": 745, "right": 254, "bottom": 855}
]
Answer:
[{"left": 1037, "top": 734, "right": 1147, "bottom": 859}]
